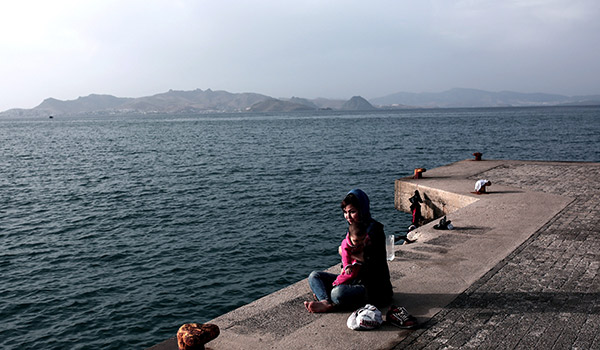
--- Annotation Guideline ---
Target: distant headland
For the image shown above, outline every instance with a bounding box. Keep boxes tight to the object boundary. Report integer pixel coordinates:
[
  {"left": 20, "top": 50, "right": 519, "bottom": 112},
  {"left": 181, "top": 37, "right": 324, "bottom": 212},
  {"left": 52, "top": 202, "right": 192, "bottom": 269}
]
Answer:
[{"left": 2, "top": 88, "right": 599, "bottom": 117}]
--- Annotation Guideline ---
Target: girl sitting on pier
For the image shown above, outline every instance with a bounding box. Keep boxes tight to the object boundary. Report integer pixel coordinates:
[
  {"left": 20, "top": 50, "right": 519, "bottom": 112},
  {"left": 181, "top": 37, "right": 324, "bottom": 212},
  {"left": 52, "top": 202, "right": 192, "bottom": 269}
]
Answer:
[{"left": 304, "top": 189, "right": 393, "bottom": 313}]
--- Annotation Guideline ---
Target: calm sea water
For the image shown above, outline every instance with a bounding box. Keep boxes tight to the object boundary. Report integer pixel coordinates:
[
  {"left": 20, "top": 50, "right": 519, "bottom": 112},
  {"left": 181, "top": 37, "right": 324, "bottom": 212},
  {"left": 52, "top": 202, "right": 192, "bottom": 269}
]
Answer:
[{"left": 1, "top": 106, "right": 599, "bottom": 349}]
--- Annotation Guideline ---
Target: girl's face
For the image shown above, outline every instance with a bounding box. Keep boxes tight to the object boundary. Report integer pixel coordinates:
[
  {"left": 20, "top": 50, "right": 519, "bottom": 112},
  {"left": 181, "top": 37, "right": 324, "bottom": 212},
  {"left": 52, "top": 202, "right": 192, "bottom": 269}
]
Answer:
[{"left": 343, "top": 204, "right": 360, "bottom": 225}]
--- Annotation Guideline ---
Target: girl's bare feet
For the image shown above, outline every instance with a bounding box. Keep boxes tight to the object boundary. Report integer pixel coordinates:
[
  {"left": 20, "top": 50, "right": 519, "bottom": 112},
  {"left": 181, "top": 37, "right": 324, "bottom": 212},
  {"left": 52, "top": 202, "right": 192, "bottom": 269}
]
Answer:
[{"left": 304, "top": 300, "right": 334, "bottom": 313}]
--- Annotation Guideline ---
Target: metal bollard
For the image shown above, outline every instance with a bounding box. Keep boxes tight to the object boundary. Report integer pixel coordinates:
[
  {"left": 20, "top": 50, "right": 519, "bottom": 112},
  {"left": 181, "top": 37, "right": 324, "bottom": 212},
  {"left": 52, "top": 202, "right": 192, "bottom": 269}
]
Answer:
[
  {"left": 413, "top": 168, "right": 426, "bottom": 179},
  {"left": 472, "top": 152, "right": 483, "bottom": 161}
]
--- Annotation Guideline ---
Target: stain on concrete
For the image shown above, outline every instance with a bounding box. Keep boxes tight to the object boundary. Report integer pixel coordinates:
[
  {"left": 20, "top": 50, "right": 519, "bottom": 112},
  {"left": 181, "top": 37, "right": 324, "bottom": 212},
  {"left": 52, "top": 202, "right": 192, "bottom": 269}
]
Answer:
[
  {"left": 412, "top": 245, "right": 449, "bottom": 254},
  {"left": 394, "top": 251, "right": 433, "bottom": 261}
]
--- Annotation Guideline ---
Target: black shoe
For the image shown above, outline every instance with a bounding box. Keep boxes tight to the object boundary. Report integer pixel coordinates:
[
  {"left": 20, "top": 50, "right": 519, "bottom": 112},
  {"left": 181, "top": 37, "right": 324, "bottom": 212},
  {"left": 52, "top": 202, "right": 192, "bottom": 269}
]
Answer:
[{"left": 386, "top": 305, "right": 418, "bottom": 329}]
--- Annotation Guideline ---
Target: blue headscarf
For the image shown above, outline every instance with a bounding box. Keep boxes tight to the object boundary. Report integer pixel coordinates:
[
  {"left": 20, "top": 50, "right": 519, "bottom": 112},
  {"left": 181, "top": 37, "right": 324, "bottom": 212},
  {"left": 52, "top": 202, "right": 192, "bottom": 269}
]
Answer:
[{"left": 348, "top": 189, "right": 372, "bottom": 222}]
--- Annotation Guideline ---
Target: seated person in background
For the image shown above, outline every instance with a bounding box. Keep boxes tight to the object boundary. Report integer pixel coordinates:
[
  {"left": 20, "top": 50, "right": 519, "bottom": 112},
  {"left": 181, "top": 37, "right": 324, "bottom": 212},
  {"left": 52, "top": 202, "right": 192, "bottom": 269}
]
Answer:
[
  {"left": 333, "top": 222, "right": 369, "bottom": 286},
  {"left": 474, "top": 179, "right": 492, "bottom": 194}
]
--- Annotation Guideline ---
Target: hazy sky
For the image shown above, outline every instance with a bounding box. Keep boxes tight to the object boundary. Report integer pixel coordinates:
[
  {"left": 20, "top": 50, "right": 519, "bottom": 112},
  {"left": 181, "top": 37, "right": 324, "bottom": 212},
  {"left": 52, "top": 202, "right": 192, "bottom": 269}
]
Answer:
[{"left": 1, "top": 0, "right": 599, "bottom": 111}]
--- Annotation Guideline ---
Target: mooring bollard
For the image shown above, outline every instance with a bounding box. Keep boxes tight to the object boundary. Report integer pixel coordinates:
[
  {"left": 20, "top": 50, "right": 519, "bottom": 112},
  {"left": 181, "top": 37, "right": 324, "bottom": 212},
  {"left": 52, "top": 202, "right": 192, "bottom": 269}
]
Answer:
[
  {"left": 472, "top": 152, "right": 483, "bottom": 161},
  {"left": 413, "top": 168, "right": 426, "bottom": 179}
]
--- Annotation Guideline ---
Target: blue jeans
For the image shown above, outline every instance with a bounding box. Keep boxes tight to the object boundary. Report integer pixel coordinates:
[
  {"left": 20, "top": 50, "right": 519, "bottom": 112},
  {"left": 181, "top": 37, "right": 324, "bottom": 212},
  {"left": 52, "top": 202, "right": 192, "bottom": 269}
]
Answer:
[{"left": 308, "top": 271, "right": 366, "bottom": 308}]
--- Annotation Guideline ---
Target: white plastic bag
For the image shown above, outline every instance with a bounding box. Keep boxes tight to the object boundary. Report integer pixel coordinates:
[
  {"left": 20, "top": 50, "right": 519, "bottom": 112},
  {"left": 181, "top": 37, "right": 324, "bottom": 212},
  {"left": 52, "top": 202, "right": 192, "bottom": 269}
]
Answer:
[{"left": 347, "top": 304, "right": 383, "bottom": 330}]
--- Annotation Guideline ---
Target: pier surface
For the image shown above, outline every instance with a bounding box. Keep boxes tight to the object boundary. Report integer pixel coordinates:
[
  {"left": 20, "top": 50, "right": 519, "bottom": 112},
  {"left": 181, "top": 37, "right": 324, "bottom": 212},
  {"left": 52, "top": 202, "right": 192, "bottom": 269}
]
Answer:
[{"left": 149, "top": 159, "right": 599, "bottom": 350}]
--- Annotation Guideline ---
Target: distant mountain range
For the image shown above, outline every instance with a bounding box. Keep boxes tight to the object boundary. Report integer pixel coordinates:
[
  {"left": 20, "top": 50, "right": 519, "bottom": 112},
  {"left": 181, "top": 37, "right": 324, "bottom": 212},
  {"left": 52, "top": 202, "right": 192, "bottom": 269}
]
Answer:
[
  {"left": 370, "top": 88, "right": 600, "bottom": 108},
  {"left": 2, "top": 87, "right": 599, "bottom": 117}
]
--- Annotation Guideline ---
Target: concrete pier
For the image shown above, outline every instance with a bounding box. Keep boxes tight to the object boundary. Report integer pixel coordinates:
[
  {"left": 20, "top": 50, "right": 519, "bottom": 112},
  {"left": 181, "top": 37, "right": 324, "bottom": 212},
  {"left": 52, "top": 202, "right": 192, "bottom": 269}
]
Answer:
[{"left": 149, "top": 159, "right": 599, "bottom": 350}]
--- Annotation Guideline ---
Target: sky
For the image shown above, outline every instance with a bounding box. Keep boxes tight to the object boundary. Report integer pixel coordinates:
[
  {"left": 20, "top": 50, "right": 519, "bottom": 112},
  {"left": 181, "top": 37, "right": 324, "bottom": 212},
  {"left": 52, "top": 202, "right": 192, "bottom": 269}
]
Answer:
[{"left": 1, "top": 0, "right": 599, "bottom": 111}]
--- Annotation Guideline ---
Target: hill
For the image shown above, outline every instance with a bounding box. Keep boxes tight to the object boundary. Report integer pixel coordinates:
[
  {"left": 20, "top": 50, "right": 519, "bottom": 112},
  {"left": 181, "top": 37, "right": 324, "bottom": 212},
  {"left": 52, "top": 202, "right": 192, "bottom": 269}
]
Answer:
[
  {"left": 370, "top": 88, "right": 600, "bottom": 108},
  {"left": 247, "top": 98, "right": 316, "bottom": 112},
  {"left": 2, "top": 89, "right": 273, "bottom": 117},
  {"left": 2, "top": 88, "right": 599, "bottom": 117},
  {"left": 0, "top": 89, "right": 372, "bottom": 116},
  {"left": 341, "top": 96, "right": 376, "bottom": 110}
]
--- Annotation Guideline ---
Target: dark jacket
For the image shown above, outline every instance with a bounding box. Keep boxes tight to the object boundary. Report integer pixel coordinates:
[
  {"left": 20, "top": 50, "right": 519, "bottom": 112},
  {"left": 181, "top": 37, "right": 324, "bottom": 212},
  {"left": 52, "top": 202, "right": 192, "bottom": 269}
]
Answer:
[{"left": 360, "top": 220, "right": 393, "bottom": 305}]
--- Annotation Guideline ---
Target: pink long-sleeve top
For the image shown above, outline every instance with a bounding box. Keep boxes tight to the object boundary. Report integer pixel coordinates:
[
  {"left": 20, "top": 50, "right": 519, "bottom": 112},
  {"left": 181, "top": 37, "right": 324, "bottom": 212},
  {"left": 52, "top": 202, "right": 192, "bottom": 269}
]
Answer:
[{"left": 333, "top": 233, "right": 370, "bottom": 286}]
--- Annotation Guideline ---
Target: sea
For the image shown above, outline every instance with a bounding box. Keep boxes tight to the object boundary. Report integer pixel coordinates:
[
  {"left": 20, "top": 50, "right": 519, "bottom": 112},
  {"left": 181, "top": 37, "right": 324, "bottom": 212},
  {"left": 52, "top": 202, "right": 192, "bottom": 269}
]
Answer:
[{"left": 1, "top": 106, "right": 599, "bottom": 349}]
